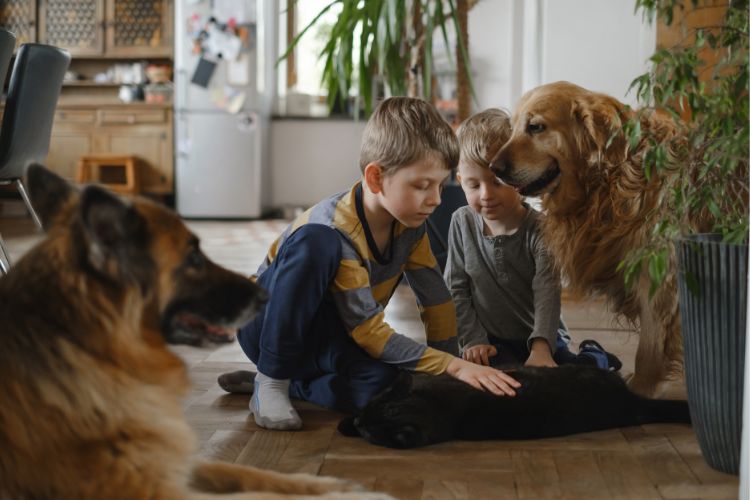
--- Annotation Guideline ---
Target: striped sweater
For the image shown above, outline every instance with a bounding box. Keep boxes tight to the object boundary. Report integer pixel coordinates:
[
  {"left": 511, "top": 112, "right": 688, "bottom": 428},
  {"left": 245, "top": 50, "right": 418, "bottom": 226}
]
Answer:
[{"left": 258, "top": 182, "right": 458, "bottom": 374}]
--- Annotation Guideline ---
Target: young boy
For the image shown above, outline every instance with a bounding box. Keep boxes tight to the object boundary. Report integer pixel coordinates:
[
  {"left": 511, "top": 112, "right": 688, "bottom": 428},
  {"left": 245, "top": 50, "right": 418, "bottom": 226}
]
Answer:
[
  {"left": 221, "top": 98, "right": 520, "bottom": 431},
  {"left": 445, "top": 108, "right": 622, "bottom": 370}
]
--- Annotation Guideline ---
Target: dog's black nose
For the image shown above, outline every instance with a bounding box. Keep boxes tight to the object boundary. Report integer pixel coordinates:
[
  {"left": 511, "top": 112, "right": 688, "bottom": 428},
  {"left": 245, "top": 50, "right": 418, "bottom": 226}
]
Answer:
[{"left": 489, "top": 158, "right": 508, "bottom": 177}]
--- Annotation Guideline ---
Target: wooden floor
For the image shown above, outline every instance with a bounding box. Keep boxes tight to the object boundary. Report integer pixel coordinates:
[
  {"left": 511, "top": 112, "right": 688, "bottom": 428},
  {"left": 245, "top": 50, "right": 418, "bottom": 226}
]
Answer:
[{"left": 0, "top": 210, "right": 740, "bottom": 500}]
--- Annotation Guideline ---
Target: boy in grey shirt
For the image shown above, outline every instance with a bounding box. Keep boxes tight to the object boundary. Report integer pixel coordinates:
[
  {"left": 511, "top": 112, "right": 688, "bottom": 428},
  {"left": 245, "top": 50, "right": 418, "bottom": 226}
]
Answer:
[{"left": 445, "top": 109, "right": 621, "bottom": 370}]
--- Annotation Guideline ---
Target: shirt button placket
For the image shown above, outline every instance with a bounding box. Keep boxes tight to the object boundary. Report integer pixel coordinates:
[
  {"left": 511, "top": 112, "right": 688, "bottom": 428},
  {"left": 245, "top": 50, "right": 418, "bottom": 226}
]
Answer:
[{"left": 495, "top": 238, "right": 509, "bottom": 283}]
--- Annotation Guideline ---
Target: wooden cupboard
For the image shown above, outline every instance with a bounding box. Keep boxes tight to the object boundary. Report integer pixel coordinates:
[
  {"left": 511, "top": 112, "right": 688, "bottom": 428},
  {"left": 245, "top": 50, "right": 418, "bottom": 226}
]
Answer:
[
  {"left": 47, "top": 104, "right": 173, "bottom": 194},
  {"left": 1, "top": 0, "right": 172, "bottom": 57}
]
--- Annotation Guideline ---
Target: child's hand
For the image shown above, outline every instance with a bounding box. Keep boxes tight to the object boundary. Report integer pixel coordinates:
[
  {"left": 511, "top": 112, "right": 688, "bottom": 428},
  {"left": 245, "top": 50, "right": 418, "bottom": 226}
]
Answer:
[
  {"left": 446, "top": 358, "right": 520, "bottom": 396},
  {"left": 462, "top": 344, "right": 498, "bottom": 366},
  {"left": 524, "top": 338, "right": 558, "bottom": 368}
]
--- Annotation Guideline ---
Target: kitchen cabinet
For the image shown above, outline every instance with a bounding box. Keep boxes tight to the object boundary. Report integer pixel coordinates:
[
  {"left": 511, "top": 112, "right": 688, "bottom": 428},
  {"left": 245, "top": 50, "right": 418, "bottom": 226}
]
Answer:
[
  {"left": 47, "top": 105, "right": 173, "bottom": 194},
  {"left": 3, "top": 0, "right": 172, "bottom": 58},
  {"left": 0, "top": 0, "right": 36, "bottom": 47}
]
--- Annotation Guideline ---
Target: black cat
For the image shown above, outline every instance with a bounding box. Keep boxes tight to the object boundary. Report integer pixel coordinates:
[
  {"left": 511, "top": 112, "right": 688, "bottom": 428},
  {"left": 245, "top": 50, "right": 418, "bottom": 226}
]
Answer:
[{"left": 338, "top": 365, "right": 691, "bottom": 449}]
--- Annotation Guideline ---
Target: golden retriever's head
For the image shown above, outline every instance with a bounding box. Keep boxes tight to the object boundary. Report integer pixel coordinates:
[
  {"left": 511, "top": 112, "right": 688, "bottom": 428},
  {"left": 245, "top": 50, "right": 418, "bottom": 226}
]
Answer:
[
  {"left": 490, "top": 81, "right": 630, "bottom": 203},
  {"left": 25, "top": 164, "right": 267, "bottom": 346}
]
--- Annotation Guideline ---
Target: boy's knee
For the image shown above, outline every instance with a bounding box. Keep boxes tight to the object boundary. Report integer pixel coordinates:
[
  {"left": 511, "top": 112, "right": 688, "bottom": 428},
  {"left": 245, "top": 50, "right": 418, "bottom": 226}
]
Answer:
[{"left": 285, "top": 224, "right": 342, "bottom": 264}]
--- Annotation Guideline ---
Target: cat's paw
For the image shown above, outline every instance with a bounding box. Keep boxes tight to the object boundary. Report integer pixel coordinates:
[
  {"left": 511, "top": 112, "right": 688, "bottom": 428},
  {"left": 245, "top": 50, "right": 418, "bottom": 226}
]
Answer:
[{"left": 337, "top": 416, "right": 360, "bottom": 437}]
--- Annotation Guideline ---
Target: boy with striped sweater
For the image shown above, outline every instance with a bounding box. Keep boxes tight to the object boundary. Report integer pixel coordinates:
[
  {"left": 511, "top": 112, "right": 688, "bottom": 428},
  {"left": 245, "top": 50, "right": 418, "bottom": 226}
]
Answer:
[{"left": 224, "top": 97, "right": 519, "bottom": 430}]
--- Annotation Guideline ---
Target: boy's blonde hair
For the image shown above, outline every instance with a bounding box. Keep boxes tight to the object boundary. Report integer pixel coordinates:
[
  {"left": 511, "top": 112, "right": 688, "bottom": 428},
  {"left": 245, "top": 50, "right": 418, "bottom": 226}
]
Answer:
[
  {"left": 456, "top": 108, "right": 512, "bottom": 169},
  {"left": 359, "top": 97, "right": 459, "bottom": 175}
]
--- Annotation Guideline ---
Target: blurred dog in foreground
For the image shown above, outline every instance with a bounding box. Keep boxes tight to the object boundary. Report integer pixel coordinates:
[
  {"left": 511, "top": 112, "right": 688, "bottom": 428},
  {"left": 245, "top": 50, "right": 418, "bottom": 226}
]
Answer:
[{"left": 0, "top": 165, "right": 391, "bottom": 499}]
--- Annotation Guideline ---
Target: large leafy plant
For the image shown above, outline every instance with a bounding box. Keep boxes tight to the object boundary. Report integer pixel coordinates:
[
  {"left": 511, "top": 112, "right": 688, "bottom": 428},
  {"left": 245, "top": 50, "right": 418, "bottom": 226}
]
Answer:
[
  {"left": 280, "top": 0, "right": 475, "bottom": 115},
  {"left": 620, "top": 0, "right": 749, "bottom": 293}
]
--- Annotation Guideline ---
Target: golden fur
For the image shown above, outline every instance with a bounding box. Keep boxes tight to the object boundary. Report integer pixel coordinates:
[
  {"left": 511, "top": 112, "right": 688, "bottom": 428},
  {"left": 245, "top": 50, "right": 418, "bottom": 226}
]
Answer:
[
  {"left": 490, "top": 81, "right": 682, "bottom": 396},
  {"left": 0, "top": 166, "right": 391, "bottom": 499}
]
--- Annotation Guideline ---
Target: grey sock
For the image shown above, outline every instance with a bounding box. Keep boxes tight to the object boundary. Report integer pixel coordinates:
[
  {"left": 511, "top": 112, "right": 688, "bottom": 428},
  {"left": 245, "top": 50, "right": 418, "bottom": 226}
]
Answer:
[
  {"left": 217, "top": 370, "right": 256, "bottom": 394},
  {"left": 249, "top": 372, "right": 302, "bottom": 431}
]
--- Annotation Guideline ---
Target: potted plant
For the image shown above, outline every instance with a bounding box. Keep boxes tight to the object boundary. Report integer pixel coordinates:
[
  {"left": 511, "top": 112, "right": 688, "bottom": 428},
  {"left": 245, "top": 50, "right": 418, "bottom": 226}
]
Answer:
[
  {"left": 624, "top": 0, "right": 748, "bottom": 474},
  {"left": 280, "top": 0, "right": 477, "bottom": 120}
]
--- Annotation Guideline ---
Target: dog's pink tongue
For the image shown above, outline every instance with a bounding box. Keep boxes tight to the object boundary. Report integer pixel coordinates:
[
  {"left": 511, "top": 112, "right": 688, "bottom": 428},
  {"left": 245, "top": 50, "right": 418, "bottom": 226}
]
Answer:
[{"left": 179, "top": 313, "right": 236, "bottom": 340}]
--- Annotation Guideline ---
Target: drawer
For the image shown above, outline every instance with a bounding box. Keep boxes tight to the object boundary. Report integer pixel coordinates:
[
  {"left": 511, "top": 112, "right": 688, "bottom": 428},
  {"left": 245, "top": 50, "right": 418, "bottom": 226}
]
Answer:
[
  {"left": 98, "top": 109, "right": 166, "bottom": 125},
  {"left": 55, "top": 110, "right": 96, "bottom": 124}
]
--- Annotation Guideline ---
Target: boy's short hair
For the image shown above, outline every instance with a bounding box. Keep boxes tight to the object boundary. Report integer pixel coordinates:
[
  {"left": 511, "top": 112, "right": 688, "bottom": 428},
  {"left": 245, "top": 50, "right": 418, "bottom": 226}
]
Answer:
[
  {"left": 359, "top": 97, "right": 459, "bottom": 175},
  {"left": 456, "top": 108, "right": 512, "bottom": 169}
]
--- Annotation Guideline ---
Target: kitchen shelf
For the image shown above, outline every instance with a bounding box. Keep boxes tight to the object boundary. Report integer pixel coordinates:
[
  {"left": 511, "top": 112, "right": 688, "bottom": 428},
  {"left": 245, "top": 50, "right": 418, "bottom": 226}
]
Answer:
[{"left": 62, "top": 81, "right": 123, "bottom": 87}]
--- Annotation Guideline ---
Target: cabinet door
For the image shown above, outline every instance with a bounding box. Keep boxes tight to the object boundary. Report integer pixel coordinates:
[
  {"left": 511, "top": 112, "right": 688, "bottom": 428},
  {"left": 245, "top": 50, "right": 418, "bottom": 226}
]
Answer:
[
  {"left": 105, "top": 0, "right": 172, "bottom": 57},
  {"left": 39, "top": 0, "right": 105, "bottom": 56},
  {"left": 96, "top": 121, "right": 173, "bottom": 194},
  {"left": 0, "top": 0, "right": 37, "bottom": 47},
  {"left": 48, "top": 115, "right": 97, "bottom": 181}
]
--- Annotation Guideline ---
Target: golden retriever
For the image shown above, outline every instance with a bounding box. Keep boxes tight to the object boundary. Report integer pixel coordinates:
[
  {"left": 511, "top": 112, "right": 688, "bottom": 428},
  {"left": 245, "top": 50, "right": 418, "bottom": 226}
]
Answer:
[
  {"left": 0, "top": 165, "right": 391, "bottom": 499},
  {"left": 489, "top": 81, "right": 681, "bottom": 397}
]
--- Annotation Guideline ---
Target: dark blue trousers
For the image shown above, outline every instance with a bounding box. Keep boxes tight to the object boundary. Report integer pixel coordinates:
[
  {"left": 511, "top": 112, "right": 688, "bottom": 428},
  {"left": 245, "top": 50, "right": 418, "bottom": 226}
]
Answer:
[
  {"left": 237, "top": 224, "right": 398, "bottom": 414},
  {"left": 488, "top": 331, "right": 609, "bottom": 369}
]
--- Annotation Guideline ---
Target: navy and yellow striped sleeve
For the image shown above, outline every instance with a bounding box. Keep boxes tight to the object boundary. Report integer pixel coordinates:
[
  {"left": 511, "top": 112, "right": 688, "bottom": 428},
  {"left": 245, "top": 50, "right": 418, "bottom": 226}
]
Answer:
[
  {"left": 404, "top": 228, "right": 459, "bottom": 359},
  {"left": 331, "top": 242, "right": 454, "bottom": 375}
]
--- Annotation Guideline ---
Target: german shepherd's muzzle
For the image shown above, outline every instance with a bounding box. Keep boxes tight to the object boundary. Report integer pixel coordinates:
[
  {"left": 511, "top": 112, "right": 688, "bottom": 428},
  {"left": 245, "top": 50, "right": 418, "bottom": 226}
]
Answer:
[{"left": 28, "top": 164, "right": 267, "bottom": 347}]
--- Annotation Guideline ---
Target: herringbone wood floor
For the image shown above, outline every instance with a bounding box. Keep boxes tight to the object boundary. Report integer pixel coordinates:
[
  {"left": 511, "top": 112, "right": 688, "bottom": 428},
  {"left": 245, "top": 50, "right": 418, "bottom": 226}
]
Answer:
[{"left": 0, "top": 213, "right": 740, "bottom": 499}]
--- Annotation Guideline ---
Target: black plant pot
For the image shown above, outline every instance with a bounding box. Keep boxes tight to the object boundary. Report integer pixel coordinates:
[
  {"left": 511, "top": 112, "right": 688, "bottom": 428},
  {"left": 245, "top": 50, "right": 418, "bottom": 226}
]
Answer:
[{"left": 676, "top": 234, "right": 748, "bottom": 475}]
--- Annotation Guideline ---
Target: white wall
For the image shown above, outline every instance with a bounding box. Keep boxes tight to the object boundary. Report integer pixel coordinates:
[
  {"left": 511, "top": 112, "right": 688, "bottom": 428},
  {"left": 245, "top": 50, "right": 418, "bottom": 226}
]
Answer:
[
  {"left": 467, "top": 0, "right": 514, "bottom": 111},
  {"left": 538, "top": 0, "right": 656, "bottom": 106},
  {"left": 268, "top": 0, "right": 657, "bottom": 207},
  {"left": 270, "top": 119, "right": 366, "bottom": 207}
]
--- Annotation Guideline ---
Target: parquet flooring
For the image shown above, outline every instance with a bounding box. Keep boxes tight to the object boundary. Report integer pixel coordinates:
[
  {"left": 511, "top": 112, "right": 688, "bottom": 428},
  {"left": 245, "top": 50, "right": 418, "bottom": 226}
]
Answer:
[{"left": 0, "top": 212, "right": 740, "bottom": 499}]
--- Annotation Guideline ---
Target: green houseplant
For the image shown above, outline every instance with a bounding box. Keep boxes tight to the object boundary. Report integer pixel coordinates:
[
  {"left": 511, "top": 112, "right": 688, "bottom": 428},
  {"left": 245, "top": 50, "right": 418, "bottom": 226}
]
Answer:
[
  {"left": 280, "top": 0, "right": 476, "bottom": 118},
  {"left": 625, "top": 0, "right": 748, "bottom": 474}
]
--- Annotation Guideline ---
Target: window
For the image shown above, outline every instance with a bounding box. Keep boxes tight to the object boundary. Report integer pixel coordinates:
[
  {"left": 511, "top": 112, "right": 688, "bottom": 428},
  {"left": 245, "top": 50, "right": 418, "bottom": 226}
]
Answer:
[{"left": 277, "top": 0, "right": 342, "bottom": 116}]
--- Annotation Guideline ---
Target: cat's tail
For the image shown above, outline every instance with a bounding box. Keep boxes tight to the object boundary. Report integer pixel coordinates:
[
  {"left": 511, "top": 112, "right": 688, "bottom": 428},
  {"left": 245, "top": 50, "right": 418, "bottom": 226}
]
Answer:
[{"left": 634, "top": 397, "right": 691, "bottom": 425}]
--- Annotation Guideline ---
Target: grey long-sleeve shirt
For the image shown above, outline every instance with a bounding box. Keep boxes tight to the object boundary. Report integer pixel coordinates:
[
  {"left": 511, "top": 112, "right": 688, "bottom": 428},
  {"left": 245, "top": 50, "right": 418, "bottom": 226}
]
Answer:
[{"left": 444, "top": 205, "right": 567, "bottom": 355}]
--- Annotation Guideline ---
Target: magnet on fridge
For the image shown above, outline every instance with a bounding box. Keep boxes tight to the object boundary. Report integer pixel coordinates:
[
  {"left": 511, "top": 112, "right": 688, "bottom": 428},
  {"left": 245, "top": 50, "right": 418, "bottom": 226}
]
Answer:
[{"left": 191, "top": 57, "right": 217, "bottom": 88}]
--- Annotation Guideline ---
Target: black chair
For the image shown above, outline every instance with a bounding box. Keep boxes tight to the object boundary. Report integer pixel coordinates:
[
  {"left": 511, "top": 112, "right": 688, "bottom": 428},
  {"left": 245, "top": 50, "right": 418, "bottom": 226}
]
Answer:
[
  {"left": 0, "top": 43, "right": 70, "bottom": 274},
  {"left": 0, "top": 29, "right": 15, "bottom": 89},
  {"left": 0, "top": 29, "right": 17, "bottom": 273}
]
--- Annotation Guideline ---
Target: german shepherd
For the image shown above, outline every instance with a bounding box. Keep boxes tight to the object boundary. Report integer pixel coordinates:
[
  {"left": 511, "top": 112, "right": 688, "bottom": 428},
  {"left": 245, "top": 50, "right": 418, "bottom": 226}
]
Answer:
[{"left": 0, "top": 165, "right": 391, "bottom": 499}]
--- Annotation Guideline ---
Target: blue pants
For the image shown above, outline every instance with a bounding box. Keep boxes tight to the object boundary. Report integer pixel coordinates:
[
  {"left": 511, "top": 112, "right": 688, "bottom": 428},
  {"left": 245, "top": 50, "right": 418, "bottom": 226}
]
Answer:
[
  {"left": 488, "top": 331, "right": 609, "bottom": 370},
  {"left": 237, "top": 224, "right": 398, "bottom": 414}
]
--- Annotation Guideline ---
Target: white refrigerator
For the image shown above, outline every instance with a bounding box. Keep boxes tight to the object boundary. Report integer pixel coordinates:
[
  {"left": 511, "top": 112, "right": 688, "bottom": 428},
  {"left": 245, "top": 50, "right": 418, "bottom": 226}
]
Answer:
[{"left": 174, "top": 0, "right": 274, "bottom": 218}]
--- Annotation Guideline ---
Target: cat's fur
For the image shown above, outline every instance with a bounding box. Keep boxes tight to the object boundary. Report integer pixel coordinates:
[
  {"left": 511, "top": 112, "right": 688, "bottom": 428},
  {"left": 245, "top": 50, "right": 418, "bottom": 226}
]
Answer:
[{"left": 338, "top": 365, "right": 691, "bottom": 449}]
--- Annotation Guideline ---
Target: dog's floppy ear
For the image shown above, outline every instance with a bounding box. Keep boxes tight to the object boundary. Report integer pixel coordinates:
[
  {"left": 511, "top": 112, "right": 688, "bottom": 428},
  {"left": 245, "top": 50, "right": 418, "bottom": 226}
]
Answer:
[
  {"left": 573, "top": 94, "right": 628, "bottom": 163},
  {"left": 79, "top": 185, "right": 152, "bottom": 287},
  {"left": 25, "top": 164, "right": 78, "bottom": 230}
]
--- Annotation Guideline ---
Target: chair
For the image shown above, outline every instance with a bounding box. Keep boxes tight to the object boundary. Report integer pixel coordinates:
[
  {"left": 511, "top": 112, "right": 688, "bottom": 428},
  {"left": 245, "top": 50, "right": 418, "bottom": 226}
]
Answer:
[
  {"left": 77, "top": 154, "right": 141, "bottom": 195},
  {"left": 0, "top": 29, "right": 15, "bottom": 90},
  {"left": 0, "top": 43, "right": 70, "bottom": 274},
  {"left": 0, "top": 29, "right": 17, "bottom": 273}
]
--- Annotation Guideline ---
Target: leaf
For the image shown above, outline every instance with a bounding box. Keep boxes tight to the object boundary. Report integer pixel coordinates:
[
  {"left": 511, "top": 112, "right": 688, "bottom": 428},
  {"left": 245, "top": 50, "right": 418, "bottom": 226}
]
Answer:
[{"left": 277, "top": 0, "right": 340, "bottom": 65}]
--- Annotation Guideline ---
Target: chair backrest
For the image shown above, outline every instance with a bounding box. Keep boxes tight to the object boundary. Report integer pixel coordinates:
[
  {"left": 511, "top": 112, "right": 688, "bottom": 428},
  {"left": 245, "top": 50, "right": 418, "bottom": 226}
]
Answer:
[
  {"left": 0, "top": 29, "right": 16, "bottom": 96},
  {"left": 0, "top": 43, "right": 70, "bottom": 181}
]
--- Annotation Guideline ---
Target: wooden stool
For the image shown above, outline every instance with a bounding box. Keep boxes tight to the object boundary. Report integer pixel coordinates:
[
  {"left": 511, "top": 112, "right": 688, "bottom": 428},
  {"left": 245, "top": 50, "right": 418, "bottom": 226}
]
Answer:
[{"left": 76, "top": 155, "right": 140, "bottom": 195}]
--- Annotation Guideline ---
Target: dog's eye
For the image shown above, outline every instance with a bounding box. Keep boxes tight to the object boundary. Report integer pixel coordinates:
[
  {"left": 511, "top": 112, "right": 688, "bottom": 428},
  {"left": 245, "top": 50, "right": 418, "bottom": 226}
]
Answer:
[
  {"left": 186, "top": 249, "right": 206, "bottom": 270},
  {"left": 527, "top": 123, "right": 546, "bottom": 134}
]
